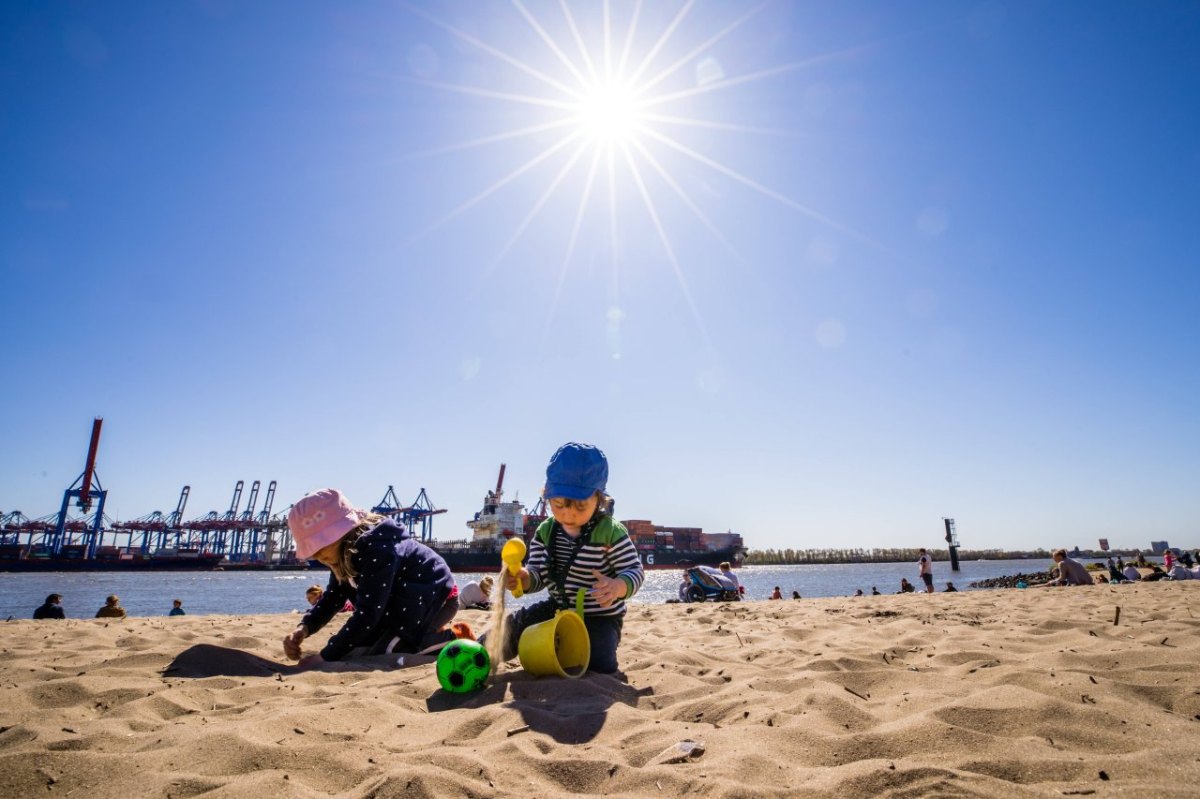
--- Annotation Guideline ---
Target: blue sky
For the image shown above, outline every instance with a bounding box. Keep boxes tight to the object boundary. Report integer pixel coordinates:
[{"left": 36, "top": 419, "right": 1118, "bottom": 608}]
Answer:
[{"left": 2, "top": 1, "right": 1197, "bottom": 553}]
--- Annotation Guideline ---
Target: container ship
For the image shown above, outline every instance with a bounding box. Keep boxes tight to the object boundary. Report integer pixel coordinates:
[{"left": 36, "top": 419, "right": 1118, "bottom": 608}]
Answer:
[{"left": 424, "top": 465, "right": 745, "bottom": 573}]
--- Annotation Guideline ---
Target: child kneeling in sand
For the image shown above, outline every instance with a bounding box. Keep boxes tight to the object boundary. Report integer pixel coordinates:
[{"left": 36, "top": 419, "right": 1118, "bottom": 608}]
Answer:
[
  {"left": 490, "top": 443, "right": 644, "bottom": 674},
  {"left": 282, "top": 488, "right": 467, "bottom": 668}
]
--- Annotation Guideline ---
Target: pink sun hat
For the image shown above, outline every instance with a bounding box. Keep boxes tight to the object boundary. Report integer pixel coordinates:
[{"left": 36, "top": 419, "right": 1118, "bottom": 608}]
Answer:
[{"left": 289, "top": 488, "right": 365, "bottom": 560}]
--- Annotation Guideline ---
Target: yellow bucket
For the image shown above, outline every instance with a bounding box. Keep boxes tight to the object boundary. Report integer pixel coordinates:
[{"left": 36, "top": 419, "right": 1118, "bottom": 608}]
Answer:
[{"left": 517, "top": 609, "right": 590, "bottom": 678}]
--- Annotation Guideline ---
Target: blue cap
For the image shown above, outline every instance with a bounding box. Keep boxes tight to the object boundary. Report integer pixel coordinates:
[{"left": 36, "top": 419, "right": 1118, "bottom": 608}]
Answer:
[{"left": 544, "top": 442, "right": 608, "bottom": 500}]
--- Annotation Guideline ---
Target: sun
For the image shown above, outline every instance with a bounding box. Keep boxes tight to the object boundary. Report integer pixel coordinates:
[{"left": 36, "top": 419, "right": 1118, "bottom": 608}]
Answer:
[{"left": 572, "top": 80, "right": 642, "bottom": 147}]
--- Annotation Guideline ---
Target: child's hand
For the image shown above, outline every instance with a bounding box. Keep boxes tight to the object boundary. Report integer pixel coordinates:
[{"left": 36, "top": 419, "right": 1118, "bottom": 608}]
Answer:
[
  {"left": 296, "top": 653, "right": 326, "bottom": 670},
  {"left": 283, "top": 626, "right": 307, "bottom": 660},
  {"left": 590, "top": 569, "right": 627, "bottom": 608},
  {"left": 504, "top": 568, "right": 531, "bottom": 593}
]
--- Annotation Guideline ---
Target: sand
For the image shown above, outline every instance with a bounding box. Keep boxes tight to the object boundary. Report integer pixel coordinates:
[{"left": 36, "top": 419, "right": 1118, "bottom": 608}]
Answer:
[{"left": 1, "top": 582, "right": 1198, "bottom": 798}]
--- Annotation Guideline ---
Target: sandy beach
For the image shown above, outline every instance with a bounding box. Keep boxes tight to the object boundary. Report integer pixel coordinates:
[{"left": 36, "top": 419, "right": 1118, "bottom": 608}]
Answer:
[{"left": 1, "top": 583, "right": 1197, "bottom": 798}]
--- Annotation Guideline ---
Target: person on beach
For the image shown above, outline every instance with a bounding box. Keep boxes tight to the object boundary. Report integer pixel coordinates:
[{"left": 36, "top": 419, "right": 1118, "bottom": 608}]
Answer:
[
  {"left": 1122, "top": 563, "right": 1141, "bottom": 581},
  {"left": 917, "top": 548, "right": 934, "bottom": 593},
  {"left": 169, "top": 599, "right": 186, "bottom": 616},
  {"left": 1037, "top": 549, "right": 1093, "bottom": 587},
  {"left": 33, "top": 593, "right": 65, "bottom": 620},
  {"left": 306, "top": 583, "right": 353, "bottom": 613},
  {"left": 457, "top": 576, "right": 494, "bottom": 610},
  {"left": 282, "top": 488, "right": 466, "bottom": 668},
  {"left": 769, "top": 586, "right": 783, "bottom": 600},
  {"left": 95, "top": 595, "right": 127, "bottom": 618},
  {"left": 899, "top": 578, "right": 915, "bottom": 593},
  {"left": 1163, "top": 549, "right": 1175, "bottom": 572},
  {"left": 1107, "top": 559, "right": 1127, "bottom": 583},
  {"left": 718, "top": 561, "right": 740, "bottom": 595},
  {"left": 854, "top": 588, "right": 864, "bottom": 597},
  {"left": 944, "top": 582, "right": 958, "bottom": 592},
  {"left": 489, "top": 443, "right": 644, "bottom": 675},
  {"left": 871, "top": 586, "right": 881, "bottom": 595},
  {"left": 792, "top": 590, "right": 802, "bottom": 600}
]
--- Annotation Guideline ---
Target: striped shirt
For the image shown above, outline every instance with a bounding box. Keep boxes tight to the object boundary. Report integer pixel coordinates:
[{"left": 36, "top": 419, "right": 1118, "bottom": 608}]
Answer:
[{"left": 525, "top": 517, "right": 644, "bottom": 617}]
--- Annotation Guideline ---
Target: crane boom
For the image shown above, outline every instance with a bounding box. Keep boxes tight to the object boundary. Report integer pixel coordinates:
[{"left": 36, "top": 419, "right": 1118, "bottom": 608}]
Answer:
[{"left": 78, "top": 417, "right": 103, "bottom": 512}]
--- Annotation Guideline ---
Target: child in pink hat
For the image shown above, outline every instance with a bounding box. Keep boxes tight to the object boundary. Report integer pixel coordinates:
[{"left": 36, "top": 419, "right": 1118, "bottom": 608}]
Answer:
[{"left": 282, "top": 488, "right": 468, "bottom": 667}]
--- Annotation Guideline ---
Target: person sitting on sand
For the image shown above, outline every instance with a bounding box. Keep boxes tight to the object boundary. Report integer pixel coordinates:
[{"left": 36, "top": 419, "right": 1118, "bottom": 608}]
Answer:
[
  {"left": 898, "top": 578, "right": 915, "bottom": 593},
  {"left": 282, "top": 488, "right": 467, "bottom": 668},
  {"left": 854, "top": 588, "right": 864, "bottom": 597},
  {"left": 944, "top": 582, "right": 958, "bottom": 592},
  {"left": 769, "top": 586, "right": 783, "bottom": 600},
  {"left": 457, "top": 576, "right": 494, "bottom": 610},
  {"left": 1122, "top": 564, "right": 1141, "bottom": 582},
  {"left": 95, "top": 595, "right": 127, "bottom": 618},
  {"left": 488, "top": 443, "right": 644, "bottom": 675},
  {"left": 1107, "top": 558, "right": 1126, "bottom": 583},
  {"left": 718, "top": 561, "right": 740, "bottom": 595},
  {"left": 871, "top": 586, "right": 881, "bottom": 595},
  {"left": 792, "top": 590, "right": 802, "bottom": 600},
  {"left": 305, "top": 583, "right": 353, "bottom": 613},
  {"left": 33, "top": 593, "right": 65, "bottom": 620},
  {"left": 169, "top": 599, "right": 186, "bottom": 616},
  {"left": 1037, "top": 549, "right": 1093, "bottom": 587}
]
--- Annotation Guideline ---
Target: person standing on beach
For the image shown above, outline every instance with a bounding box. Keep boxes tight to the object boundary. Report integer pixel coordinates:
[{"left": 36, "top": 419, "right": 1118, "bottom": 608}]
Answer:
[
  {"left": 917, "top": 548, "right": 934, "bottom": 593},
  {"left": 33, "top": 593, "right": 65, "bottom": 619},
  {"left": 95, "top": 595, "right": 127, "bottom": 618},
  {"left": 281, "top": 488, "right": 466, "bottom": 668},
  {"left": 490, "top": 443, "right": 644, "bottom": 675}
]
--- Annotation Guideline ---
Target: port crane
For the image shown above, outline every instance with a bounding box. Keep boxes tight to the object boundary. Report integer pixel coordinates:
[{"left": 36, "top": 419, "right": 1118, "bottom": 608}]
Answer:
[
  {"left": 51, "top": 417, "right": 109, "bottom": 558},
  {"left": 372, "top": 486, "right": 447, "bottom": 542}
]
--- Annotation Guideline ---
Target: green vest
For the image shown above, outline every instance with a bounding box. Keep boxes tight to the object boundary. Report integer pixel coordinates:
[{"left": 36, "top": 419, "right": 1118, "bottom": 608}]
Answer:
[{"left": 534, "top": 515, "right": 627, "bottom": 548}]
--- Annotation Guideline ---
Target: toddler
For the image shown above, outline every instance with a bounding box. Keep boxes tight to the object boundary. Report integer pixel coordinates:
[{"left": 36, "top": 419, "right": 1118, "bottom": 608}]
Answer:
[
  {"left": 282, "top": 488, "right": 464, "bottom": 668},
  {"left": 493, "top": 443, "right": 644, "bottom": 674}
]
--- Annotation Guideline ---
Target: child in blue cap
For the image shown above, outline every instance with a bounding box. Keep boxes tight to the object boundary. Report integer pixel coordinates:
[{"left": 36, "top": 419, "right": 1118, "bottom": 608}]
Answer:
[{"left": 495, "top": 442, "right": 644, "bottom": 674}]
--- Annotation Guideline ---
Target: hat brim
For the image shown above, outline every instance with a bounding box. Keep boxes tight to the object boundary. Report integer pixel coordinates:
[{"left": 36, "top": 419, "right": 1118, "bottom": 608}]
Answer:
[
  {"left": 543, "top": 482, "right": 597, "bottom": 501},
  {"left": 293, "top": 514, "right": 361, "bottom": 560}
]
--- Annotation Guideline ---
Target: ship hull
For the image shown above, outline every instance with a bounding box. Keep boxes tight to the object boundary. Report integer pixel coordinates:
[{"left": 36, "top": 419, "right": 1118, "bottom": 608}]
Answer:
[
  {"left": 0, "top": 555, "right": 225, "bottom": 572},
  {"left": 428, "top": 542, "right": 743, "bottom": 573}
]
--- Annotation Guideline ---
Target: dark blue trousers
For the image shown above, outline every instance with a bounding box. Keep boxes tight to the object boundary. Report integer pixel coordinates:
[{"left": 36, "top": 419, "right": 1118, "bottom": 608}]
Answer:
[{"left": 499, "top": 598, "right": 625, "bottom": 674}]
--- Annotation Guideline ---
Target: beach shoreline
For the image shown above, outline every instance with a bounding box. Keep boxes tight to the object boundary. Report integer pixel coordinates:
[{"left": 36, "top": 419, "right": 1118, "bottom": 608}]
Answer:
[{"left": 2, "top": 583, "right": 1198, "bottom": 797}]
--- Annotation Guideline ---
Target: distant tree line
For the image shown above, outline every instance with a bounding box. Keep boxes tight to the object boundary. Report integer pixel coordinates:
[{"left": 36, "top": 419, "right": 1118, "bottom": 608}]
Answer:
[{"left": 742, "top": 547, "right": 1143, "bottom": 565}]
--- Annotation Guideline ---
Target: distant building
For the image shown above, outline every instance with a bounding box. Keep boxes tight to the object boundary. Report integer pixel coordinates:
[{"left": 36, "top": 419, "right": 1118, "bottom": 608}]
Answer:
[{"left": 1150, "top": 541, "right": 1170, "bottom": 555}]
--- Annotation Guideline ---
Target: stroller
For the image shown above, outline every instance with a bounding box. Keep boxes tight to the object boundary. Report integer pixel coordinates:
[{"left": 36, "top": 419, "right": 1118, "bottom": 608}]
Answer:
[{"left": 680, "top": 565, "right": 742, "bottom": 603}]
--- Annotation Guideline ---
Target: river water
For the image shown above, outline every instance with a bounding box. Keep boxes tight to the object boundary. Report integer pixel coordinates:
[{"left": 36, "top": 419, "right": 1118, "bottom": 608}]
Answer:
[{"left": 0, "top": 558, "right": 1060, "bottom": 620}]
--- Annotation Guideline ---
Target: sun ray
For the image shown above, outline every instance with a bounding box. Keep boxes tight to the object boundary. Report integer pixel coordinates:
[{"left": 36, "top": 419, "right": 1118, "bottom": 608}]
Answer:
[
  {"left": 406, "top": 117, "right": 579, "bottom": 159},
  {"left": 629, "top": 137, "right": 746, "bottom": 267},
  {"left": 639, "top": 111, "right": 797, "bottom": 138},
  {"left": 543, "top": 148, "right": 604, "bottom": 344},
  {"left": 603, "top": 0, "right": 613, "bottom": 80},
  {"left": 483, "top": 137, "right": 593, "bottom": 277},
  {"left": 559, "top": 0, "right": 600, "bottom": 84},
  {"left": 634, "top": 2, "right": 768, "bottom": 98},
  {"left": 639, "top": 125, "right": 886, "bottom": 250},
  {"left": 626, "top": 0, "right": 696, "bottom": 87},
  {"left": 418, "top": 130, "right": 585, "bottom": 239},
  {"left": 638, "top": 44, "right": 877, "bottom": 109},
  {"left": 401, "top": 1, "right": 583, "bottom": 100},
  {"left": 614, "top": 0, "right": 643, "bottom": 80},
  {"left": 400, "top": 76, "right": 577, "bottom": 111},
  {"left": 606, "top": 147, "right": 620, "bottom": 303},
  {"left": 513, "top": 0, "right": 590, "bottom": 89},
  {"left": 620, "top": 143, "right": 712, "bottom": 349}
]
